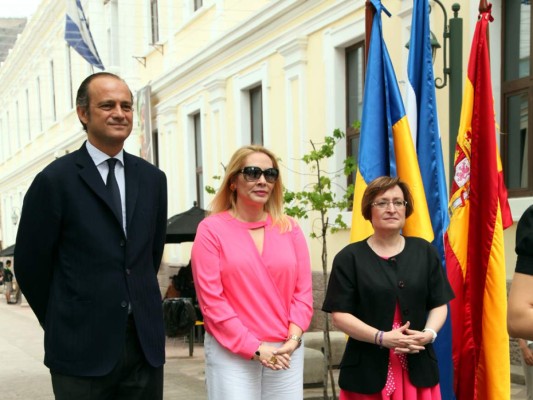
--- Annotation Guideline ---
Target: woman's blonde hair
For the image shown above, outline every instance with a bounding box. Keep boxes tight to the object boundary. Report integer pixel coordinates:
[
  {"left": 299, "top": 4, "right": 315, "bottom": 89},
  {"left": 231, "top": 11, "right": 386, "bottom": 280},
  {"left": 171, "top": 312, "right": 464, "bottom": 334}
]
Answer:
[{"left": 210, "top": 145, "right": 291, "bottom": 231}]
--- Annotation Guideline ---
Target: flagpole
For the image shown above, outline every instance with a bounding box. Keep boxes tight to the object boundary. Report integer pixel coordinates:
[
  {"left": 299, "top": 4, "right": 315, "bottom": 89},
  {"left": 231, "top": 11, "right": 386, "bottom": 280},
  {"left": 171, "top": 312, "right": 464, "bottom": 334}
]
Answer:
[
  {"left": 478, "top": 0, "right": 491, "bottom": 54},
  {"left": 364, "top": 1, "right": 375, "bottom": 66},
  {"left": 478, "top": 0, "right": 490, "bottom": 12}
]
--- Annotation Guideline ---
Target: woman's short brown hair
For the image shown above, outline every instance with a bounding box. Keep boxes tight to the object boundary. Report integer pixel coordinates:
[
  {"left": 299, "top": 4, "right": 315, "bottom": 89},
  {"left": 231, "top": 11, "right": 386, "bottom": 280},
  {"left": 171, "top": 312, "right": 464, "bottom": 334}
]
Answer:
[{"left": 361, "top": 176, "right": 414, "bottom": 221}]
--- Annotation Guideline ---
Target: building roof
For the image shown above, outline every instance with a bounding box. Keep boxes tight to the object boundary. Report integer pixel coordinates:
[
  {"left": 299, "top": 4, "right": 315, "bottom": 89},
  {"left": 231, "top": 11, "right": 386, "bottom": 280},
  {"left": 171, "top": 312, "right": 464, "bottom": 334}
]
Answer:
[{"left": 0, "top": 18, "right": 27, "bottom": 63}]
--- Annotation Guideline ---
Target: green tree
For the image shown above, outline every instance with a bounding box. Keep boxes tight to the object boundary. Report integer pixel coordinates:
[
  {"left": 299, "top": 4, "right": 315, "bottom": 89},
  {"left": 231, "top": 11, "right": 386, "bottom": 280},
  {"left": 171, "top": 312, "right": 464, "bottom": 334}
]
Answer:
[{"left": 283, "top": 128, "right": 356, "bottom": 400}]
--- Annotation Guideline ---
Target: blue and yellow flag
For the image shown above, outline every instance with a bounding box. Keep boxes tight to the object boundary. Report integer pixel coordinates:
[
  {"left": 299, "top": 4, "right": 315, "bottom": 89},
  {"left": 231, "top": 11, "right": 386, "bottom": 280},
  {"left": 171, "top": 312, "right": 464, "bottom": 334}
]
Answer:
[{"left": 350, "top": 0, "right": 432, "bottom": 243}]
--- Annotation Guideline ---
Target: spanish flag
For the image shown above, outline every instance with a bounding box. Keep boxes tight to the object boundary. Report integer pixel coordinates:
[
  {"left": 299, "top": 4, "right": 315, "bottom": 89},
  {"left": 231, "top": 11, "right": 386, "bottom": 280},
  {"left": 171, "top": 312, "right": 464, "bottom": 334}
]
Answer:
[
  {"left": 350, "top": 0, "right": 432, "bottom": 243},
  {"left": 444, "top": 7, "right": 513, "bottom": 400}
]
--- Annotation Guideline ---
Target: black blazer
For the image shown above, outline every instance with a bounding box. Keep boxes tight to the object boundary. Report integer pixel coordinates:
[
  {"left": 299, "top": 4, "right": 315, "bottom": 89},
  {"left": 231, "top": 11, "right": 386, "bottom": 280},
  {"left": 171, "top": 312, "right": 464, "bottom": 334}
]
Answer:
[
  {"left": 15, "top": 143, "right": 168, "bottom": 377},
  {"left": 516, "top": 205, "right": 533, "bottom": 274},
  {"left": 322, "top": 237, "right": 454, "bottom": 394}
]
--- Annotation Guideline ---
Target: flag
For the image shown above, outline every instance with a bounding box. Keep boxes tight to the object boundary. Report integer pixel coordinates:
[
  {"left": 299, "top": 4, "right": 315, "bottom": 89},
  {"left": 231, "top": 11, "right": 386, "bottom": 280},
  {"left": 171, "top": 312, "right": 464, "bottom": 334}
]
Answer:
[
  {"left": 444, "top": 7, "right": 513, "bottom": 400},
  {"left": 405, "top": 1, "right": 453, "bottom": 398},
  {"left": 65, "top": 0, "right": 104, "bottom": 70},
  {"left": 350, "top": 0, "right": 432, "bottom": 244}
]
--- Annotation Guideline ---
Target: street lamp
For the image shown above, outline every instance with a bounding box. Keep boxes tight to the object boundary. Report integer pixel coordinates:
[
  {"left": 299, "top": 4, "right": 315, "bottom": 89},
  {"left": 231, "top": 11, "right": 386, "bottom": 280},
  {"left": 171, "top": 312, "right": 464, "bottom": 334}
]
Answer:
[
  {"left": 432, "top": 1, "right": 463, "bottom": 186},
  {"left": 11, "top": 208, "right": 19, "bottom": 226},
  {"left": 405, "top": 31, "right": 441, "bottom": 64},
  {"left": 406, "top": 1, "right": 463, "bottom": 187}
]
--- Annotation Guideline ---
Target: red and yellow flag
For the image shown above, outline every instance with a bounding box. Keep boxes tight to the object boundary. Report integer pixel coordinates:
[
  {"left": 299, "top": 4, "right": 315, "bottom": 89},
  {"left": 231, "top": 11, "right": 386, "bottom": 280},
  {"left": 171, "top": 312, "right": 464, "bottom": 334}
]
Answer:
[{"left": 444, "top": 8, "right": 513, "bottom": 400}]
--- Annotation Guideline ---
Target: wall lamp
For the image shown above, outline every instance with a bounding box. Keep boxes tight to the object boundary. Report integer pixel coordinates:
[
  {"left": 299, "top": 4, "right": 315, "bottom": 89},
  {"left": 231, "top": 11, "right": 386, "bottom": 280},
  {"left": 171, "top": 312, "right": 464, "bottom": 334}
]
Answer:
[
  {"left": 405, "top": 31, "right": 441, "bottom": 65},
  {"left": 11, "top": 207, "right": 20, "bottom": 226},
  {"left": 406, "top": 1, "right": 463, "bottom": 186},
  {"left": 405, "top": 1, "right": 462, "bottom": 90}
]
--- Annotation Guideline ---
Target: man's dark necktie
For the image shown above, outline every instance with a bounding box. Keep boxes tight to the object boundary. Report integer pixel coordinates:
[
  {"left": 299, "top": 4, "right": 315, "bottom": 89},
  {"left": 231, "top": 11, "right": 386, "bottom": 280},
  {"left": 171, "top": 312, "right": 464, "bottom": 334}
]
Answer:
[{"left": 106, "top": 158, "right": 122, "bottom": 221}]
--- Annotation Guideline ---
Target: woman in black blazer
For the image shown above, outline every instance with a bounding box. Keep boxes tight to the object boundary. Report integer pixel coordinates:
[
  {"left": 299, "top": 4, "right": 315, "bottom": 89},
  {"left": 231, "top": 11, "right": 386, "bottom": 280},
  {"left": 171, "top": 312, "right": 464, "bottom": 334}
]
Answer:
[
  {"left": 323, "top": 176, "right": 454, "bottom": 399},
  {"left": 508, "top": 205, "right": 533, "bottom": 339}
]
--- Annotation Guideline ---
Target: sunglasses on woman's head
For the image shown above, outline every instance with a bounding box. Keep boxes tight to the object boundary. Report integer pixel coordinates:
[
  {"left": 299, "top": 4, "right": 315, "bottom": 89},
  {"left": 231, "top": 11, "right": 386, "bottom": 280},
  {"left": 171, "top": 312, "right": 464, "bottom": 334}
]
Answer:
[{"left": 239, "top": 166, "right": 279, "bottom": 183}]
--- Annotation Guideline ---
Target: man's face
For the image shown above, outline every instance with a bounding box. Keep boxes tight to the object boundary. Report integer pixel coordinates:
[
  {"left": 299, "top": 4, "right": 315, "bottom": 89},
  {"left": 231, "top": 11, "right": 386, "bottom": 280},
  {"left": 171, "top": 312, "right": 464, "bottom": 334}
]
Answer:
[{"left": 77, "top": 76, "right": 133, "bottom": 153}]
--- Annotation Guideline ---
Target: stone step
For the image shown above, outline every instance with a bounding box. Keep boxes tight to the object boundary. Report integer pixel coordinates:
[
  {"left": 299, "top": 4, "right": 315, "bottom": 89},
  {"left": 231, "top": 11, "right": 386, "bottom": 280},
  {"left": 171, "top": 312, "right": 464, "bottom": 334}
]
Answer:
[
  {"left": 303, "top": 331, "right": 345, "bottom": 387},
  {"left": 304, "top": 331, "right": 346, "bottom": 367},
  {"left": 512, "top": 363, "right": 525, "bottom": 386}
]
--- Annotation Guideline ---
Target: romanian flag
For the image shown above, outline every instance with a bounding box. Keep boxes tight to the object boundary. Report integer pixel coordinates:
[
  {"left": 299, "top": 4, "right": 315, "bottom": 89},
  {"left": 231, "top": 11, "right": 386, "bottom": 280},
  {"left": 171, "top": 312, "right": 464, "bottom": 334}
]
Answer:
[
  {"left": 444, "top": 8, "right": 513, "bottom": 400},
  {"left": 405, "top": 0, "right": 453, "bottom": 398},
  {"left": 350, "top": 0, "right": 432, "bottom": 243}
]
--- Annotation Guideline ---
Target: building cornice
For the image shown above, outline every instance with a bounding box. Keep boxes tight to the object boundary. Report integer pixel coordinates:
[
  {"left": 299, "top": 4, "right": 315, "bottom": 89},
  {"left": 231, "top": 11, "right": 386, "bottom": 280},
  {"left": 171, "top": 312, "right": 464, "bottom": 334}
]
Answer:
[
  {"left": 153, "top": 0, "right": 361, "bottom": 109},
  {"left": 0, "top": 0, "right": 62, "bottom": 89}
]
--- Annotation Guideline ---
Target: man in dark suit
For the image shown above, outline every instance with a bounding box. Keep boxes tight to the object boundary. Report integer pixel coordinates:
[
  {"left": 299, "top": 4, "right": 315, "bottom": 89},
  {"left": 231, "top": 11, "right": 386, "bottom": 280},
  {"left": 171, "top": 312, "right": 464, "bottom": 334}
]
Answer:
[{"left": 15, "top": 72, "right": 168, "bottom": 400}]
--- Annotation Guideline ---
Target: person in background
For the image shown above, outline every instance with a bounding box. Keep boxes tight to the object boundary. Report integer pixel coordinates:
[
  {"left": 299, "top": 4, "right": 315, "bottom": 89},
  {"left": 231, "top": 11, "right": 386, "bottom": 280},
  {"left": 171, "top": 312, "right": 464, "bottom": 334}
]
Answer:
[
  {"left": 508, "top": 205, "right": 533, "bottom": 340},
  {"left": 508, "top": 205, "right": 533, "bottom": 400},
  {"left": 14, "top": 72, "right": 168, "bottom": 400},
  {"left": 175, "top": 260, "right": 195, "bottom": 300},
  {"left": 191, "top": 145, "right": 313, "bottom": 400},
  {"left": 322, "top": 176, "right": 454, "bottom": 399},
  {"left": 3, "top": 259, "right": 13, "bottom": 304},
  {"left": 164, "top": 275, "right": 181, "bottom": 299}
]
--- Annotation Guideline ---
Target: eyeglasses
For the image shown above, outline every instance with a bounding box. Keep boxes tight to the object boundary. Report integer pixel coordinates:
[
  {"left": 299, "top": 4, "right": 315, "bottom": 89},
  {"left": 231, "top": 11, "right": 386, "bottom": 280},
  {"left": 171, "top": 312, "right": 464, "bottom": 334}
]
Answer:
[
  {"left": 371, "top": 200, "right": 408, "bottom": 209},
  {"left": 240, "top": 166, "right": 279, "bottom": 183}
]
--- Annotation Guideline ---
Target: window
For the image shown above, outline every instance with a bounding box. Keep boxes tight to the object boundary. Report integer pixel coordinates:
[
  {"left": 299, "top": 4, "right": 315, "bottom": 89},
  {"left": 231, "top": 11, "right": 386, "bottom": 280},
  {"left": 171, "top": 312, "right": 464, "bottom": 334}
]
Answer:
[
  {"left": 250, "top": 86, "right": 263, "bottom": 145},
  {"left": 193, "top": 113, "right": 204, "bottom": 207},
  {"left": 36, "top": 77, "right": 43, "bottom": 133},
  {"left": 66, "top": 45, "right": 74, "bottom": 109},
  {"left": 502, "top": 0, "right": 532, "bottom": 195},
  {"left": 194, "top": 0, "right": 203, "bottom": 11},
  {"left": 5, "top": 111, "right": 11, "bottom": 156},
  {"left": 106, "top": 0, "right": 119, "bottom": 66},
  {"left": 0, "top": 117, "right": 3, "bottom": 161},
  {"left": 150, "top": 0, "right": 159, "bottom": 44},
  {"left": 50, "top": 60, "right": 57, "bottom": 122},
  {"left": 346, "top": 42, "right": 365, "bottom": 185},
  {"left": 152, "top": 129, "right": 159, "bottom": 167},
  {"left": 15, "top": 101, "right": 20, "bottom": 148},
  {"left": 25, "top": 89, "right": 31, "bottom": 141}
]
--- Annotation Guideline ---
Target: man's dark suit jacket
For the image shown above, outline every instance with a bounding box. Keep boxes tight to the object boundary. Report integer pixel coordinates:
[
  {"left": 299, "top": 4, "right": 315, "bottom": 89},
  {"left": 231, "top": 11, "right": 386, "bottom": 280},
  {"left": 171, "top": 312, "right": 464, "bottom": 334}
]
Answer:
[{"left": 15, "top": 142, "right": 168, "bottom": 377}]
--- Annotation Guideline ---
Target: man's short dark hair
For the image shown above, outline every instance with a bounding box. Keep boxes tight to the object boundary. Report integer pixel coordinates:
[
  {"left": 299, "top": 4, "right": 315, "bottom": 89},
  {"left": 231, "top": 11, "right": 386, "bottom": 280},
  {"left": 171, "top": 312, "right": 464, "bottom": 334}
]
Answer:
[{"left": 76, "top": 72, "right": 133, "bottom": 132}]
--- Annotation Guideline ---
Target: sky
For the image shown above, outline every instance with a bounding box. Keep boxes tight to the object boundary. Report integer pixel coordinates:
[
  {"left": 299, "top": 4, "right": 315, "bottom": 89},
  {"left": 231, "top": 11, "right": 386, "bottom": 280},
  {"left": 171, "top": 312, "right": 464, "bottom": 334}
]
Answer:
[{"left": 0, "top": 0, "right": 42, "bottom": 18}]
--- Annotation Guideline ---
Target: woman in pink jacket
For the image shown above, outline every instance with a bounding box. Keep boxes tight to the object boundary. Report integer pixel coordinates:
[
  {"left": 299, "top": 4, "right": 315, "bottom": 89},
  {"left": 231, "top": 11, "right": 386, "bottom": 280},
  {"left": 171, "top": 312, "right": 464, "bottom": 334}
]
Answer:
[{"left": 191, "top": 145, "right": 313, "bottom": 399}]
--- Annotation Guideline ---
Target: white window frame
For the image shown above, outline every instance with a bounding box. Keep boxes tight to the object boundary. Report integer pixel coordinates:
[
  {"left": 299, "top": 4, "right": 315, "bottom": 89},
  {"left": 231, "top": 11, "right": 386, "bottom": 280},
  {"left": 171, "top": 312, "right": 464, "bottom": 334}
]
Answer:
[
  {"left": 323, "top": 18, "right": 365, "bottom": 226},
  {"left": 233, "top": 63, "right": 270, "bottom": 147},
  {"left": 182, "top": 98, "right": 205, "bottom": 208}
]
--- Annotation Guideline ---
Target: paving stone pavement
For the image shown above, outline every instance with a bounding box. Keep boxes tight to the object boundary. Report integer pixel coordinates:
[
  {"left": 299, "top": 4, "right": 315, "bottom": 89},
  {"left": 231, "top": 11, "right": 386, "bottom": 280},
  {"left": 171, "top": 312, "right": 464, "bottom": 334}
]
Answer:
[{"left": 0, "top": 295, "right": 527, "bottom": 399}]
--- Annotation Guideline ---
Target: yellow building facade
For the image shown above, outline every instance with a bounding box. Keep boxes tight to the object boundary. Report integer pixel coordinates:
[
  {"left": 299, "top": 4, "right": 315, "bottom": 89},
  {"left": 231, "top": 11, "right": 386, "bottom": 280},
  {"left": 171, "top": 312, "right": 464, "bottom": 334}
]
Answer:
[{"left": 0, "top": 0, "right": 528, "bottom": 278}]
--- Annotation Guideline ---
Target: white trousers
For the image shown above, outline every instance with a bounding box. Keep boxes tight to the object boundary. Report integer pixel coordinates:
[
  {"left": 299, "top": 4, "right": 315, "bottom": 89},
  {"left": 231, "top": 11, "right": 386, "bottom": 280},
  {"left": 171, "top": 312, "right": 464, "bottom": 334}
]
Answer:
[{"left": 204, "top": 332, "right": 304, "bottom": 400}]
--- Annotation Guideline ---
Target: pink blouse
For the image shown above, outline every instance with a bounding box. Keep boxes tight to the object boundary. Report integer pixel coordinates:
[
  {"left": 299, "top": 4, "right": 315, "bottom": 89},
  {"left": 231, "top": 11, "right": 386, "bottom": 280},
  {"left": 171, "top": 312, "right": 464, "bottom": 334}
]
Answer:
[{"left": 191, "top": 211, "right": 313, "bottom": 359}]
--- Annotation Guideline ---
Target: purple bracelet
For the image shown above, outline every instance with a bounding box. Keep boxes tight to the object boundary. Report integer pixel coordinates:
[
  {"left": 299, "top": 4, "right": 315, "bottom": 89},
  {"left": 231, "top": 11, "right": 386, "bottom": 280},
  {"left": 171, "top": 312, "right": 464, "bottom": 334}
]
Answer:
[
  {"left": 374, "top": 330, "right": 380, "bottom": 345},
  {"left": 379, "top": 330, "right": 384, "bottom": 348}
]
